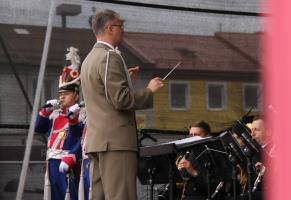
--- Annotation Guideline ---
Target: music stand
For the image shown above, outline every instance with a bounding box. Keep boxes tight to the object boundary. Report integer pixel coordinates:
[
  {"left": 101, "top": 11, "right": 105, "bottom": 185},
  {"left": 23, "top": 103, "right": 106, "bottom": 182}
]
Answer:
[
  {"left": 220, "top": 131, "right": 248, "bottom": 200},
  {"left": 186, "top": 137, "right": 232, "bottom": 200},
  {"left": 233, "top": 120, "right": 261, "bottom": 157},
  {"left": 138, "top": 143, "right": 182, "bottom": 200}
]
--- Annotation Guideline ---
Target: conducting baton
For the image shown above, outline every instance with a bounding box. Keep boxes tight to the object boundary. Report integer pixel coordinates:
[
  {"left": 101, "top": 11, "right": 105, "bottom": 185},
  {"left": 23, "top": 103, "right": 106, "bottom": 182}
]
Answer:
[{"left": 162, "top": 61, "right": 182, "bottom": 80}]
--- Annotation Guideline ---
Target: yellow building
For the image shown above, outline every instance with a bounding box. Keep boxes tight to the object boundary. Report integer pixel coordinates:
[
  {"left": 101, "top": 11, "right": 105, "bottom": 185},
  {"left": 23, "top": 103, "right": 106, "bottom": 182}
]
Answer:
[
  {"left": 123, "top": 32, "right": 261, "bottom": 132},
  {"left": 153, "top": 80, "right": 260, "bottom": 132}
]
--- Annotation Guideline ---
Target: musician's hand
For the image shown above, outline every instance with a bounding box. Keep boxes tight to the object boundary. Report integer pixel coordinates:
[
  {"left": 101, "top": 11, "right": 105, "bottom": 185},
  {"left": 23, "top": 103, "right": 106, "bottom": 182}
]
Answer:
[
  {"left": 59, "top": 155, "right": 75, "bottom": 173},
  {"left": 45, "top": 99, "right": 59, "bottom": 108},
  {"left": 67, "top": 103, "right": 81, "bottom": 124},
  {"left": 178, "top": 159, "right": 198, "bottom": 177},
  {"left": 255, "top": 162, "right": 264, "bottom": 170},
  {"left": 147, "top": 77, "right": 164, "bottom": 93},
  {"left": 40, "top": 99, "right": 59, "bottom": 117},
  {"left": 68, "top": 103, "right": 81, "bottom": 115},
  {"left": 128, "top": 66, "right": 139, "bottom": 81},
  {"left": 59, "top": 161, "right": 69, "bottom": 174}
]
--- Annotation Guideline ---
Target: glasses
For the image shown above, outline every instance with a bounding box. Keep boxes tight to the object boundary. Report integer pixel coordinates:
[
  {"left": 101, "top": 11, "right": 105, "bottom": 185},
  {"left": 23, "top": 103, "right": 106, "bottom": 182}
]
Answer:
[{"left": 112, "top": 24, "right": 124, "bottom": 30}]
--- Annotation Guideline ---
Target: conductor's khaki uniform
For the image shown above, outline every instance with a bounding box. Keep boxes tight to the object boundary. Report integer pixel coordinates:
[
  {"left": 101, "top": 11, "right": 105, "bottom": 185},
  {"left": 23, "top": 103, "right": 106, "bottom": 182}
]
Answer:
[{"left": 81, "top": 42, "right": 153, "bottom": 200}]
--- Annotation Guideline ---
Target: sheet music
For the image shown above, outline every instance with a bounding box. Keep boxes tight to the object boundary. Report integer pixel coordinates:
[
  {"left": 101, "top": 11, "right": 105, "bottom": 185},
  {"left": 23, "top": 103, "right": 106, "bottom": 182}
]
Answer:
[{"left": 165, "top": 136, "right": 210, "bottom": 145}]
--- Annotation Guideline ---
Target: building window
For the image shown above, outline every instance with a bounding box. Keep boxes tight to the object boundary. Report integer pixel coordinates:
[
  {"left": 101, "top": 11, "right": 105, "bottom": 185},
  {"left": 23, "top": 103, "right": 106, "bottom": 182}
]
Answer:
[
  {"left": 243, "top": 83, "right": 260, "bottom": 112},
  {"left": 169, "top": 81, "right": 190, "bottom": 110},
  {"left": 206, "top": 82, "right": 227, "bottom": 111}
]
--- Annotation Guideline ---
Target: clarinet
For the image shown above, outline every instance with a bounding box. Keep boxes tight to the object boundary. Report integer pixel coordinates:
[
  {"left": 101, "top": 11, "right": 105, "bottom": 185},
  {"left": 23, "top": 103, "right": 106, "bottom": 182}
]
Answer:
[
  {"left": 176, "top": 151, "right": 191, "bottom": 200},
  {"left": 179, "top": 151, "right": 191, "bottom": 181},
  {"left": 211, "top": 181, "right": 224, "bottom": 199},
  {"left": 252, "top": 165, "right": 266, "bottom": 192}
]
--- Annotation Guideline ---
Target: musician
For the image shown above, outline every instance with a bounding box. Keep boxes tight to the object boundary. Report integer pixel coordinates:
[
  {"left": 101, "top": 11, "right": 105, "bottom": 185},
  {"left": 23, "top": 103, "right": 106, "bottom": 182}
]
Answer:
[
  {"left": 251, "top": 115, "right": 274, "bottom": 155},
  {"left": 176, "top": 121, "right": 212, "bottom": 200},
  {"left": 66, "top": 104, "right": 90, "bottom": 200},
  {"left": 250, "top": 115, "right": 276, "bottom": 200},
  {"left": 232, "top": 116, "right": 271, "bottom": 200},
  {"left": 230, "top": 127, "right": 249, "bottom": 199},
  {"left": 35, "top": 47, "right": 82, "bottom": 200}
]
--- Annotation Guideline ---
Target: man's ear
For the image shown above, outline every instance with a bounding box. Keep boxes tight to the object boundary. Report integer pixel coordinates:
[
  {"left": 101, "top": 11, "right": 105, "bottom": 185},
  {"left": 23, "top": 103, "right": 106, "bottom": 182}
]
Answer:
[
  {"left": 74, "top": 93, "right": 80, "bottom": 102},
  {"left": 104, "top": 24, "right": 113, "bottom": 33}
]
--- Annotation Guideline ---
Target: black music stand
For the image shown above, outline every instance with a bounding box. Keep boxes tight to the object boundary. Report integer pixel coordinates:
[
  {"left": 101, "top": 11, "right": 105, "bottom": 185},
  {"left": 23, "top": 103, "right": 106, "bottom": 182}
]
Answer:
[
  {"left": 138, "top": 144, "right": 181, "bottom": 200},
  {"left": 220, "top": 131, "right": 248, "bottom": 200},
  {"left": 189, "top": 137, "right": 232, "bottom": 200}
]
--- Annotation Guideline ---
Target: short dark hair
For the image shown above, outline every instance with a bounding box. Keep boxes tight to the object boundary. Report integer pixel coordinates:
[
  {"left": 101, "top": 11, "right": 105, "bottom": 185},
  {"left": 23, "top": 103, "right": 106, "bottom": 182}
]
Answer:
[
  {"left": 91, "top": 9, "right": 119, "bottom": 35},
  {"left": 190, "top": 121, "right": 211, "bottom": 135}
]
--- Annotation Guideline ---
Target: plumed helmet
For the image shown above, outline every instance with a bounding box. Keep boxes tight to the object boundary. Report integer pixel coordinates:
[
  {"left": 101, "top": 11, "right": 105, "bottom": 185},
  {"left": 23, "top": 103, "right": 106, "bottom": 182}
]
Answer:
[{"left": 59, "top": 47, "right": 81, "bottom": 92}]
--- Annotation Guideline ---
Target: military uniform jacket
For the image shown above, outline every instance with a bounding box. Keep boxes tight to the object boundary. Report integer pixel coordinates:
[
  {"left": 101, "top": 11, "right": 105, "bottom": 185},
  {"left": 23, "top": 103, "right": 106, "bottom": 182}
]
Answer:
[
  {"left": 81, "top": 42, "right": 153, "bottom": 153},
  {"left": 35, "top": 109, "right": 82, "bottom": 161}
]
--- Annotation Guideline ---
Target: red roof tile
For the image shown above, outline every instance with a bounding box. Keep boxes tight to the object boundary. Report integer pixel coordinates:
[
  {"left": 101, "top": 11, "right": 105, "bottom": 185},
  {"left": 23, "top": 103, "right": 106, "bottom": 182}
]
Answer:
[
  {"left": 124, "top": 32, "right": 260, "bottom": 73},
  {"left": 0, "top": 23, "right": 260, "bottom": 73}
]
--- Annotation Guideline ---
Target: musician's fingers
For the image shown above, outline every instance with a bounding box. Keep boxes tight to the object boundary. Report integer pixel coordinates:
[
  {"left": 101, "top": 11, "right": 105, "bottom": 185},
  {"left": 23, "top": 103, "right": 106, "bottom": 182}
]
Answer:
[
  {"left": 255, "top": 162, "right": 263, "bottom": 169},
  {"left": 178, "top": 163, "right": 184, "bottom": 169}
]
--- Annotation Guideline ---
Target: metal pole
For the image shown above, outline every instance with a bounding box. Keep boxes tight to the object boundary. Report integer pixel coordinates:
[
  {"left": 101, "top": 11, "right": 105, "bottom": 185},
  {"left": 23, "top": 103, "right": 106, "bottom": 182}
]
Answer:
[
  {"left": 15, "top": 0, "right": 55, "bottom": 199},
  {"left": 0, "top": 35, "right": 33, "bottom": 111}
]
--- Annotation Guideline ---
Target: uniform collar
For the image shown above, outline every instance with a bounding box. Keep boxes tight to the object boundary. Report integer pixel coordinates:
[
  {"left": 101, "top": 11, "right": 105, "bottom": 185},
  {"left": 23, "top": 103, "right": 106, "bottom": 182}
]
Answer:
[{"left": 96, "top": 40, "right": 115, "bottom": 50}]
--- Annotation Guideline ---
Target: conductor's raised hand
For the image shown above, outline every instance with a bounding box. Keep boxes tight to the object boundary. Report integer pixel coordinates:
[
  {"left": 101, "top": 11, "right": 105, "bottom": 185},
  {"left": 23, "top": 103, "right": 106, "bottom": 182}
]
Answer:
[
  {"left": 147, "top": 77, "right": 164, "bottom": 93},
  {"left": 128, "top": 66, "right": 139, "bottom": 81}
]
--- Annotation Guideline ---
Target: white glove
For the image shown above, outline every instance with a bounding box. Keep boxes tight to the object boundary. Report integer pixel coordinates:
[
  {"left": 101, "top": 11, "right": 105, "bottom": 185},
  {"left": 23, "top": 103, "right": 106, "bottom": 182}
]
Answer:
[
  {"left": 69, "top": 103, "right": 81, "bottom": 113},
  {"left": 68, "top": 103, "right": 81, "bottom": 119},
  {"left": 59, "top": 161, "right": 69, "bottom": 174},
  {"left": 42, "top": 99, "right": 59, "bottom": 113},
  {"left": 46, "top": 99, "right": 59, "bottom": 107}
]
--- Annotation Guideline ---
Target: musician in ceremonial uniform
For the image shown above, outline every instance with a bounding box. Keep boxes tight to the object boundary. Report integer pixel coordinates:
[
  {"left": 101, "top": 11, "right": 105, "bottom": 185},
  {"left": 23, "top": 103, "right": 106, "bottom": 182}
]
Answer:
[
  {"left": 35, "top": 47, "right": 82, "bottom": 200},
  {"left": 67, "top": 106, "right": 90, "bottom": 200},
  {"left": 79, "top": 122, "right": 90, "bottom": 200}
]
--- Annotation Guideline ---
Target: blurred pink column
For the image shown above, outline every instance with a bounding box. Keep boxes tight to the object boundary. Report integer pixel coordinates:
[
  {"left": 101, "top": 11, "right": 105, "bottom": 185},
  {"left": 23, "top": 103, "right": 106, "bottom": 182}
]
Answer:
[{"left": 263, "top": 0, "right": 291, "bottom": 199}]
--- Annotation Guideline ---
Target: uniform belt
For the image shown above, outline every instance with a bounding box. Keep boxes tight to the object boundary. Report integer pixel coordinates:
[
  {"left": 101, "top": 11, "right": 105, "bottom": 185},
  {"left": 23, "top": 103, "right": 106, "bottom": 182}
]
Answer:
[{"left": 46, "top": 148, "right": 69, "bottom": 160}]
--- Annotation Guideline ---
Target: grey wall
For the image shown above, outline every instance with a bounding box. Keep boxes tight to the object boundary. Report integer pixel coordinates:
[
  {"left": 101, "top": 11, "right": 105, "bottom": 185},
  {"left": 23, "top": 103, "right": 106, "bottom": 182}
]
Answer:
[
  {"left": 0, "top": 0, "right": 264, "bottom": 36},
  {"left": 0, "top": 64, "right": 59, "bottom": 126}
]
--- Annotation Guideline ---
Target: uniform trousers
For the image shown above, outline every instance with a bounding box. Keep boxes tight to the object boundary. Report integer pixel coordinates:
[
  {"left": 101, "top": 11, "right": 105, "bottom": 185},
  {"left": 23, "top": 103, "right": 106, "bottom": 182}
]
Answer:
[{"left": 88, "top": 150, "right": 138, "bottom": 200}]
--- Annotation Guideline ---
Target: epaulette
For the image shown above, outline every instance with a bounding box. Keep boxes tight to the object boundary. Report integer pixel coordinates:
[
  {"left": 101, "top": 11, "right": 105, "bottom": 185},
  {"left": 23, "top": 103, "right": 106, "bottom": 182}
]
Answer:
[{"left": 78, "top": 108, "right": 86, "bottom": 123}]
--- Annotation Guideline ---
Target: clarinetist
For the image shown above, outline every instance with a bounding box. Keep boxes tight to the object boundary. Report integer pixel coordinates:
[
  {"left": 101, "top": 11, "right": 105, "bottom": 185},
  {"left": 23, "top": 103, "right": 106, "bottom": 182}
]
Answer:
[{"left": 176, "top": 121, "right": 217, "bottom": 200}]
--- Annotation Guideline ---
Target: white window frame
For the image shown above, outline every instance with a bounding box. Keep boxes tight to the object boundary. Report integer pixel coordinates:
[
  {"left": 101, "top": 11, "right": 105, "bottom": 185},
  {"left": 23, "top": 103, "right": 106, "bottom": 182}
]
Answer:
[
  {"left": 168, "top": 81, "right": 191, "bottom": 111},
  {"left": 206, "top": 82, "right": 227, "bottom": 111},
  {"left": 242, "top": 83, "right": 261, "bottom": 112}
]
